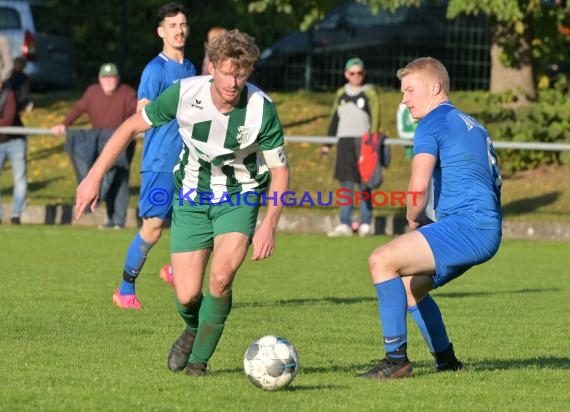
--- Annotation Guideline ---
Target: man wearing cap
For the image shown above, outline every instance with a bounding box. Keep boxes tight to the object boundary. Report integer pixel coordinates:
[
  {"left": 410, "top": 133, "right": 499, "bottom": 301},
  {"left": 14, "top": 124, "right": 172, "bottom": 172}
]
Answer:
[
  {"left": 52, "top": 62, "right": 137, "bottom": 229},
  {"left": 323, "top": 57, "right": 382, "bottom": 237}
]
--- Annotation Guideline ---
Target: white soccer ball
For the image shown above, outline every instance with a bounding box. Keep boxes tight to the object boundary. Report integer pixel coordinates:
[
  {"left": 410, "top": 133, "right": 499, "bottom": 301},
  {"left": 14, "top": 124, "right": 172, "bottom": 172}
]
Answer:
[{"left": 243, "top": 335, "right": 300, "bottom": 391}]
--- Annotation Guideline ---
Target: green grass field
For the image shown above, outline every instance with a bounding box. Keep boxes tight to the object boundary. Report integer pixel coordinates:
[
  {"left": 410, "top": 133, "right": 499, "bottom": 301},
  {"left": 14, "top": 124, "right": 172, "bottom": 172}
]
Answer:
[{"left": 1, "top": 225, "right": 568, "bottom": 411}]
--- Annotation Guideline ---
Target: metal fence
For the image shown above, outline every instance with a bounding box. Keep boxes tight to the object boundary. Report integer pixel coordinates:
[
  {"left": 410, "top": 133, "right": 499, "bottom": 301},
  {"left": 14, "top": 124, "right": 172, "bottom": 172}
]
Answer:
[
  {"left": 4, "top": 127, "right": 570, "bottom": 152},
  {"left": 251, "top": 12, "right": 491, "bottom": 92},
  {"left": 284, "top": 136, "right": 570, "bottom": 152}
]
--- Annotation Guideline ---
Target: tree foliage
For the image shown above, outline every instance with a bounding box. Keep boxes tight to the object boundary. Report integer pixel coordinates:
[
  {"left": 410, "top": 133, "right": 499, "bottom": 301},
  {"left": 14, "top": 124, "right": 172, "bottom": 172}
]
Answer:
[
  {"left": 45, "top": 0, "right": 568, "bottom": 102},
  {"left": 246, "top": 0, "right": 570, "bottom": 97},
  {"left": 46, "top": 0, "right": 305, "bottom": 88},
  {"left": 480, "top": 75, "right": 570, "bottom": 172}
]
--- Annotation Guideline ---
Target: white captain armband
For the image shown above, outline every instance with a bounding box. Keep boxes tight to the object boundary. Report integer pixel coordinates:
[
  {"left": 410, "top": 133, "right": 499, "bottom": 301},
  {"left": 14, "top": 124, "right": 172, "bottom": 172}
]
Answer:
[{"left": 262, "top": 146, "right": 289, "bottom": 168}]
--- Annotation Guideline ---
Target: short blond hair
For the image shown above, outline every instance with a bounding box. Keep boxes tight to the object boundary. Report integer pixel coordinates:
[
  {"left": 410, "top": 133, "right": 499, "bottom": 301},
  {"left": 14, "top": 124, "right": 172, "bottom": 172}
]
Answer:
[
  {"left": 206, "top": 29, "right": 260, "bottom": 71},
  {"left": 396, "top": 57, "right": 450, "bottom": 94}
]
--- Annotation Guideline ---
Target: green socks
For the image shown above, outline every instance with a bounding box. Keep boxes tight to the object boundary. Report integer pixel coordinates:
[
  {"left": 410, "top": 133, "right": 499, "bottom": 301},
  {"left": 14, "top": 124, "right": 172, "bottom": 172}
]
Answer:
[
  {"left": 175, "top": 294, "right": 203, "bottom": 332},
  {"left": 189, "top": 292, "right": 232, "bottom": 364}
]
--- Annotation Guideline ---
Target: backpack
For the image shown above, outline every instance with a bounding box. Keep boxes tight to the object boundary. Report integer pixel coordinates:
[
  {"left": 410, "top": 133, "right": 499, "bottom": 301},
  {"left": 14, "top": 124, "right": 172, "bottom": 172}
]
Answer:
[{"left": 358, "top": 132, "right": 390, "bottom": 189}]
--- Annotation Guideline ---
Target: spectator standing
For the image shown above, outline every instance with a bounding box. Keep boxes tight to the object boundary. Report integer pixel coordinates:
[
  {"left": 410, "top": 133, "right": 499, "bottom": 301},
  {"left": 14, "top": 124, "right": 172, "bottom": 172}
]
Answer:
[
  {"left": 324, "top": 57, "right": 382, "bottom": 237},
  {"left": 0, "top": 75, "right": 27, "bottom": 224},
  {"left": 51, "top": 62, "right": 137, "bottom": 229}
]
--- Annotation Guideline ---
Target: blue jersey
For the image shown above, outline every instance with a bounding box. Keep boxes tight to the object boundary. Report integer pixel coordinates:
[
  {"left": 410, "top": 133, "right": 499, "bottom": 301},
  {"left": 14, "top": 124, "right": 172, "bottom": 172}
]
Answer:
[
  {"left": 138, "top": 52, "right": 196, "bottom": 172},
  {"left": 414, "top": 102, "right": 502, "bottom": 229}
]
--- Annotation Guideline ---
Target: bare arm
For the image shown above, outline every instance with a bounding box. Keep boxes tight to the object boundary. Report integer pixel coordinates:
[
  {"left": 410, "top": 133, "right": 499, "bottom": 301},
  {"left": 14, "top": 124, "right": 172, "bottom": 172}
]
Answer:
[
  {"left": 406, "top": 153, "right": 436, "bottom": 230},
  {"left": 74, "top": 112, "right": 150, "bottom": 219},
  {"left": 137, "top": 98, "right": 151, "bottom": 113},
  {"left": 251, "top": 165, "right": 290, "bottom": 261},
  {"left": 51, "top": 90, "right": 91, "bottom": 135}
]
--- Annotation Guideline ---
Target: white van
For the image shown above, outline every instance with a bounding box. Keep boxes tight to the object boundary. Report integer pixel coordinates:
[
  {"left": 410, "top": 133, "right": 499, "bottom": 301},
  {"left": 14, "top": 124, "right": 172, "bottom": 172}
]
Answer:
[{"left": 0, "top": 0, "right": 74, "bottom": 89}]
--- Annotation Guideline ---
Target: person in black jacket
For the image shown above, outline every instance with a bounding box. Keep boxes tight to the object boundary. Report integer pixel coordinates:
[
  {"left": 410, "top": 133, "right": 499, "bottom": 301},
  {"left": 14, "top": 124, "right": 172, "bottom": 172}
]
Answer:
[{"left": 323, "top": 57, "right": 382, "bottom": 237}]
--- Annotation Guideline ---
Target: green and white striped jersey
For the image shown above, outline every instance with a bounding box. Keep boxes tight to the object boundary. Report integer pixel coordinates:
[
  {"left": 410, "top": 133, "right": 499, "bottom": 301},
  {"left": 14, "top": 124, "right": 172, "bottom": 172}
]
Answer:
[{"left": 142, "top": 76, "right": 284, "bottom": 202}]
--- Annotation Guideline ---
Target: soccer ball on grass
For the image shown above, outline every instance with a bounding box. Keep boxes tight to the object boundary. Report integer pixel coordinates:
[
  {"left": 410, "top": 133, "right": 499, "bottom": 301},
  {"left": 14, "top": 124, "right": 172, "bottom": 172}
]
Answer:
[{"left": 243, "top": 335, "right": 300, "bottom": 390}]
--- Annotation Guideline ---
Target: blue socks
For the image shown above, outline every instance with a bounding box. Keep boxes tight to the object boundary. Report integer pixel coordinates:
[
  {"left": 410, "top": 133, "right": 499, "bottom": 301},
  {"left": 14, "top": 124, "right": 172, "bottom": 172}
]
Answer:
[
  {"left": 408, "top": 294, "right": 450, "bottom": 353},
  {"left": 374, "top": 278, "right": 407, "bottom": 356},
  {"left": 119, "top": 233, "right": 152, "bottom": 295},
  {"left": 375, "top": 278, "right": 451, "bottom": 358}
]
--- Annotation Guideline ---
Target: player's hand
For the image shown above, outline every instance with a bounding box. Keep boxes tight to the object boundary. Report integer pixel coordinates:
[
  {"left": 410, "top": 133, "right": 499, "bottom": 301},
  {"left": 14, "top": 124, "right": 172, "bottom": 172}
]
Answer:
[
  {"left": 407, "top": 213, "right": 433, "bottom": 230},
  {"left": 75, "top": 176, "right": 101, "bottom": 219},
  {"left": 321, "top": 145, "right": 330, "bottom": 157},
  {"left": 251, "top": 224, "right": 275, "bottom": 261}
]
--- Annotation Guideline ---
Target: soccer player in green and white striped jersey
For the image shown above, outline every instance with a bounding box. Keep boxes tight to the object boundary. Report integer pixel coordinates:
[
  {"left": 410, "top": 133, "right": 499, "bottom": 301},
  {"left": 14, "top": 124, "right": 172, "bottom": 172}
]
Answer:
[{"left": 75, "top": 29, "right": 290, "bottom": 377}]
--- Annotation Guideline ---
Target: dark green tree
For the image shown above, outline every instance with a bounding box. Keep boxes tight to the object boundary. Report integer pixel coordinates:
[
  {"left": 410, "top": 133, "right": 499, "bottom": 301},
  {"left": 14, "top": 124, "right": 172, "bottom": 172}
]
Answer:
[
  {"left": 246, "top": 0, "right": 570, "bottom": 99},
  {"left": 47, "top": 0, "right": 304, "bottom": 87}
]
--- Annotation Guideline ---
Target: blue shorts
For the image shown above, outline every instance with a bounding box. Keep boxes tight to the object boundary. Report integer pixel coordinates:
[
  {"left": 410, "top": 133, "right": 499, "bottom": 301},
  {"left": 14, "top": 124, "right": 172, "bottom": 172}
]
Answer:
[
  {"left": 138, "top": 171, "right": 175, "bottom": 219},
  {"left": 418, "top": 216, "right": 501, "bottom": 288}
]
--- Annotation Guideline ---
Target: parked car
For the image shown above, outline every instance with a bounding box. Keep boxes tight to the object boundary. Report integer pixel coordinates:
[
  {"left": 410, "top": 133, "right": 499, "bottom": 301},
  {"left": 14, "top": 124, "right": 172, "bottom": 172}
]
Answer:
[
  {"left": 0, "top": 0, "right": 74, "bottom": 89},
  {"left": 251, "top": 0, "right": 491, "bottom": 91}
]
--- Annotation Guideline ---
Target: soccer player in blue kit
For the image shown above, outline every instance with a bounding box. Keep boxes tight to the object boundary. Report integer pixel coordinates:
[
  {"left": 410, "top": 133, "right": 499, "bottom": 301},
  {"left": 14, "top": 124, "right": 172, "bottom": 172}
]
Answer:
[
  {"left": 359, "top": 57, "right": 502, "bottom": 379},
  {"left": 112, "top": 3, "right": 197, "bottom": 309}
]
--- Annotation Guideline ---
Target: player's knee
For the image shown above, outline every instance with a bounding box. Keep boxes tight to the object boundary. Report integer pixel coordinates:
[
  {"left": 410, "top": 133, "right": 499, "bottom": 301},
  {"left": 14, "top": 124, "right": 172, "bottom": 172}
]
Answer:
[
  {"left": 175, "top": 288, "right": 202, "bottom": 305},
  {"left": 368, "top": 247, "right": 386, "bottom": 274},
  {"left": 139, "top": 223, "right": 163, "bottom": 244},
  {"left": 209, "top": 273, "right": 233, "bottom": 297},
  {"left": 368, "top": 247, "right": 399, "bottom": 283},
  {"left": 175, "top": 290, "right": 190, "bottom": 305}
]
